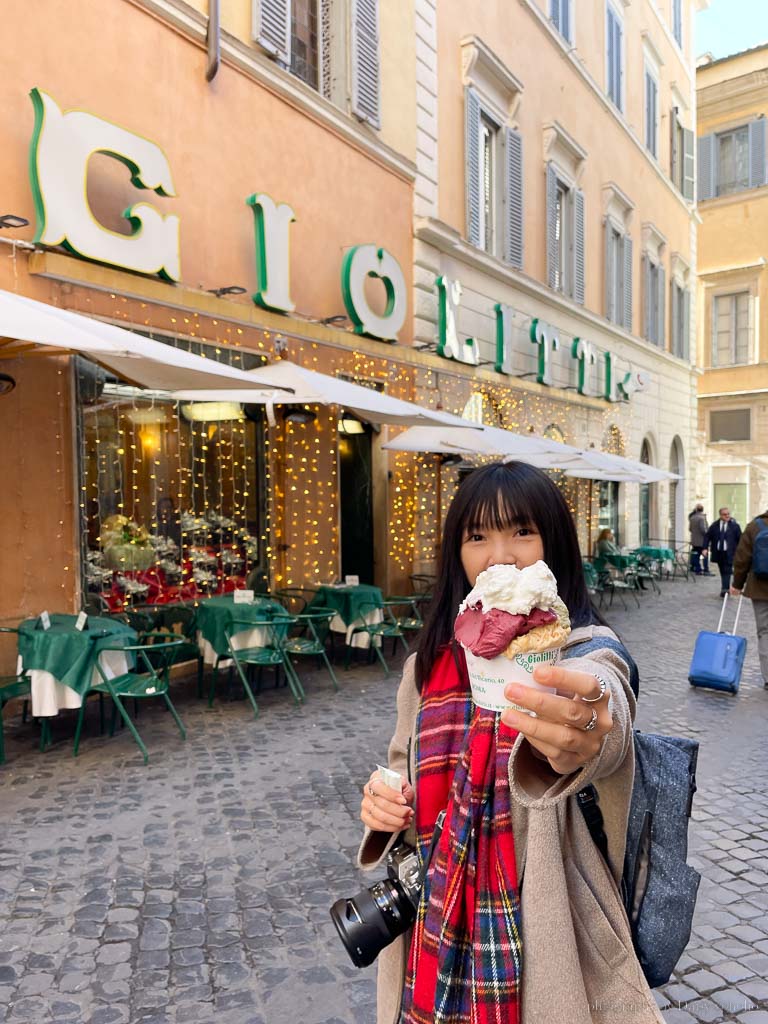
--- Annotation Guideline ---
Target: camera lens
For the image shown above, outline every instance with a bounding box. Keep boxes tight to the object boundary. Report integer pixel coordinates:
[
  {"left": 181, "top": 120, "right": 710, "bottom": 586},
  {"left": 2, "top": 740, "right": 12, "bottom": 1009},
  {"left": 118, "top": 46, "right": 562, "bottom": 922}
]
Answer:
[{"left": 330, "top": 878, "right": 418, "bottom": 968}]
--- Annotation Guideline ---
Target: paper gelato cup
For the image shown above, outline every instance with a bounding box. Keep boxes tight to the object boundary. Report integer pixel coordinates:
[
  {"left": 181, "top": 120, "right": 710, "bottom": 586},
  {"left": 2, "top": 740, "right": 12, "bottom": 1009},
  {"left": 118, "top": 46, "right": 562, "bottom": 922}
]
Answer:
[{"left": 463, "top": 646, "right": 561, "bottom": 712}]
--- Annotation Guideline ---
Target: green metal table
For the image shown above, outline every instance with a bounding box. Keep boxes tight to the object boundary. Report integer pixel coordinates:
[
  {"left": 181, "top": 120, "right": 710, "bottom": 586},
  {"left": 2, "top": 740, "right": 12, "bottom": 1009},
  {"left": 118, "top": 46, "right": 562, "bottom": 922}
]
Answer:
[
  {"left": 17, "top": 614, "right": 137, "bottom": 717},
  {"left": 309, "top": 585, "right": 384, "bottom": 649}
]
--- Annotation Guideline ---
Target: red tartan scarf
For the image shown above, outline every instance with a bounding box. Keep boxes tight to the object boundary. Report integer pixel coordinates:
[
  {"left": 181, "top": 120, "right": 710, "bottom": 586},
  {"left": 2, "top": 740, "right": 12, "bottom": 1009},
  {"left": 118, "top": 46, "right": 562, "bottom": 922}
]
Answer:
[{"left": 400, "top": 644, "right": 523, "bottom": 1024}]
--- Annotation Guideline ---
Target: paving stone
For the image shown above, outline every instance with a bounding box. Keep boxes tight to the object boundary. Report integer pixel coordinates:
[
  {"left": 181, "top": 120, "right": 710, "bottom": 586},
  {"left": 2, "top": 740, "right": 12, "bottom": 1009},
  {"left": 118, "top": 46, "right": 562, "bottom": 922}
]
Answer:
[{"left": 711, "top": 989, "right": 755, "bottom": 1013}]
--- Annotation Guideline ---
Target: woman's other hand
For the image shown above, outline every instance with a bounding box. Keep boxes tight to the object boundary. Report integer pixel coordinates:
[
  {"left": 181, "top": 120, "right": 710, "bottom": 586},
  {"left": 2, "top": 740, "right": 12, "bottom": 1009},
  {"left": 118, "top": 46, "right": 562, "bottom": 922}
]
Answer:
[
  {"left": 360, "top": 770, "right": 415, "bottom": 833},
  {"left": 500, "top": 665, "right": 613, "bottom": 776}
]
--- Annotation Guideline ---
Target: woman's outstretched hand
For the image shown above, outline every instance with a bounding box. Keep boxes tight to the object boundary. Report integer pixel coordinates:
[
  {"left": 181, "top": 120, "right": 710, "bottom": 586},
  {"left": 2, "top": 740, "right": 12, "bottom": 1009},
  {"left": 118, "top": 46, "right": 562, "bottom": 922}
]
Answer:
[
  {"left": 360, "top": 770, "right": 415, "bottom": 833},
  {"left": 500, "top": 665, "right": 613, "bottom": 776}
]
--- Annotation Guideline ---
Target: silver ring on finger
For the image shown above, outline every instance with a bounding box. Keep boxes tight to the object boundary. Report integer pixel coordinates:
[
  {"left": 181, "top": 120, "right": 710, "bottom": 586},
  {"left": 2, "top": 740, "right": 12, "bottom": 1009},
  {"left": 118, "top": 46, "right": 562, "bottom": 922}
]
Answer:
[
  {"left": 581, "top": 676, "right": 608, "bottom": 703},
  {"left": 368, "top": 783, "right": 375, "bottom": 798},
  {"left": 583, "top": 708, "right": 598, "bottom": 732}
]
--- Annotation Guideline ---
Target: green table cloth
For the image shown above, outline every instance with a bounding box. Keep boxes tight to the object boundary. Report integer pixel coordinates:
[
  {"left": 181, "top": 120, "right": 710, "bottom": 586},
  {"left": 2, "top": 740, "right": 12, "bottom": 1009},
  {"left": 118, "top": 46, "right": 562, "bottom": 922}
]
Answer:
[
  {"left": 194, "top": 594, "right": 286, "bottom": 657},
  {"left": 594, "top": 554, "right": 636, "bottom": 572},
  {"left": 18, "top": 613, "right": 137, "bottom": 716},
  {"left": 309, "top": 584, "right": 383, "bottom": 626},
  {"left": 632, "top": 547, "right": 674, "bottom": 562}
]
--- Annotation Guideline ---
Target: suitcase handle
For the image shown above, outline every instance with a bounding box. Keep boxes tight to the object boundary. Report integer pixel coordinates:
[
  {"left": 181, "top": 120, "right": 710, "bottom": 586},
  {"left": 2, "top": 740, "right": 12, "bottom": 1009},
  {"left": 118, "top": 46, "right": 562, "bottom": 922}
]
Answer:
[{"left": 717, "top": 592, "right": 744, "bottom": 635}]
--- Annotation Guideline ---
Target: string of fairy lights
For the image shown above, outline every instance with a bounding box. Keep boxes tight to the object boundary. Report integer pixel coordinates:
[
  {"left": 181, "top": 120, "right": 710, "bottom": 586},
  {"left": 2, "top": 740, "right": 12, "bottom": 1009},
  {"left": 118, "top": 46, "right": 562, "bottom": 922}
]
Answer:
[{"left": 30, "top": 281, "right": 640, "bottom": 604}]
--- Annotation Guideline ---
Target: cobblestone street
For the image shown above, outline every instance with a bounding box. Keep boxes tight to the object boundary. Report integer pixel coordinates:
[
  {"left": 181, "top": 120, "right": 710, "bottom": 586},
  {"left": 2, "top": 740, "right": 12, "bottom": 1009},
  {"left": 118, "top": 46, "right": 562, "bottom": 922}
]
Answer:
[{"left": 2, "top": 573, "right": 768, "bottom": 1024}]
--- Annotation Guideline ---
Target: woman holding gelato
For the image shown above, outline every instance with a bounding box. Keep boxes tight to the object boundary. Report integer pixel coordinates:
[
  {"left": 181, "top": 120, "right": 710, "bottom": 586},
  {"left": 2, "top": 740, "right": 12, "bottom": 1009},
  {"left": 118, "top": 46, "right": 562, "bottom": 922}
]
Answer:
[{"left": 358, "top": 461, "right": 663, "bottom": 1024}]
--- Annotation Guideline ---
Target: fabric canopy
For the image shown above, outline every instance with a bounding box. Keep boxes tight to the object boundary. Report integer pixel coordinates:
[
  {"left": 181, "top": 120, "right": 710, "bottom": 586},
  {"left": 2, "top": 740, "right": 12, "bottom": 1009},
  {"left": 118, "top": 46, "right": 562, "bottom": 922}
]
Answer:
[
  {"left": 381, "top": 424, "right": 679, "bottom": 483},
  {"left": 0, "top": 288, "right": 291, "bottom": 393},
  {"left": 172, "top": 360, "right": 480, "bottom": 429}
]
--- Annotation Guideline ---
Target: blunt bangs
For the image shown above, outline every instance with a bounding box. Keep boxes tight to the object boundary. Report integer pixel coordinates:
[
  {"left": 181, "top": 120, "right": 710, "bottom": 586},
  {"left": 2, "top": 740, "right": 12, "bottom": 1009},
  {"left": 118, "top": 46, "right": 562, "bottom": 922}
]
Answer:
[{"left": 461, "top": 472, "right": 540, "bottom": 536}]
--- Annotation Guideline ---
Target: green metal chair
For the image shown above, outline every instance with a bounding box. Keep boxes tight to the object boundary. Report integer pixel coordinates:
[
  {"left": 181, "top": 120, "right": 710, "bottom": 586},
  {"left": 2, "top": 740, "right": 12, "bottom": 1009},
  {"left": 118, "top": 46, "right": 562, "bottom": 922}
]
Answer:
[
  {"left": 274, "top": 587, "right": 319, "bottom": 615},
  {"left": 73, "top": 635, "right": 187, "bottom": 765},
  {"left": 0, "top": 627, "right": 38, "bottom": 764},
  {"left": 212, "top": 615, "right": 302, "bottom": 717},
  {"left": 283, "top": 610, "right": 340, "bottom": 692},
  {"left": 383, "top": 595, "right": 426, "bottom": 639},
  {"left": 345, "top": 601, "right": 409, "bottom": 676}
]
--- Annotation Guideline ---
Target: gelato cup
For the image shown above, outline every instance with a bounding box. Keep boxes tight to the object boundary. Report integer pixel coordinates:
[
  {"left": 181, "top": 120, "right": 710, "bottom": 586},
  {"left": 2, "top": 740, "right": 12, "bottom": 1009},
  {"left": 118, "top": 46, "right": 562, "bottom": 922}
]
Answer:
[{"left": 464, "top": 645, "right": 561, "bottom": 712}]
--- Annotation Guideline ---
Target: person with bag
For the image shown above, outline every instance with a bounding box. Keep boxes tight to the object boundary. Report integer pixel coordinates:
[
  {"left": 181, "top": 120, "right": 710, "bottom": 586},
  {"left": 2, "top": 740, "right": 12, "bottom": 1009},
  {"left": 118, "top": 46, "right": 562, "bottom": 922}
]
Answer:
[
  {"left": 688, "top": 504, "right": 709, "bottom": 575},
  {"left": 730, "top": 509, "right": 768, "bottom": 688},
  {"left": 357, "top": 462, "right": 667, "bottom": 1024},
  {"left": 706, "top": 507, "right": 742, "bottom": 597}
]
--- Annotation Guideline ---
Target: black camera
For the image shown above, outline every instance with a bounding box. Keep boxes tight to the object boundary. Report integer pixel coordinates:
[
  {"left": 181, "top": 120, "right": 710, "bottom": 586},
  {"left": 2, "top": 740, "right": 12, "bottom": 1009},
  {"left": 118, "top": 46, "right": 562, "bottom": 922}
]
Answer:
[{"left": 330, "top": 842, "right": 422, "bottom": 968}]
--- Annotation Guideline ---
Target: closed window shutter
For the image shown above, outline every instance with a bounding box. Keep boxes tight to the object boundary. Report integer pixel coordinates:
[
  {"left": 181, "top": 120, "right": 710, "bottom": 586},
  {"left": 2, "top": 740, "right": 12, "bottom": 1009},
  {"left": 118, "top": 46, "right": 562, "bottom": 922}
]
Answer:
[
  {"left": 465, "top": 88, "right": 482, "bottom": 248},
  {"left": 351, "top": 0, "right": 381, "bottom": 128},
  {"left": 604, "top": 219, "right": 613, "bottom": 320},
  {"left": 546, "top": 162, "right": 558, "bottom": 290},
  {"left": 671, "top": 109, "right": 680, "bottom": 185},
  {"left": 658, "top": 265, "right": 666, "bottom": 348},
  {"left": 623, "top": 235, "right": 633, "bottom": 332},
  {"left": 504, "top": 128, "right": 524, "bottom": 269},
  {"left": 683, "top": 128, "right": 695, "bottom": 201},
  {"left": 574, "top": 189, "right": 585, "bottom": 305},
  {"left": 749, "top": 118, "right": 766, "bottom": 189},
  {"left": 671, "top": 282, "right": 680, "bottom": 356},
  {"left": 642, "top": 255, "right": 651, "bottom": 341},
  {"left": 253, "top": 0, "right": 290, "bottom": 62},
  {"left": 682, "top": 289, "right": 690, "bottom": 360},
  {"left": 562, "top": 0, "right": 570, "bottom": 42},
  {"left": 698, "top": 133, "right": 716, "bottom": 200}
]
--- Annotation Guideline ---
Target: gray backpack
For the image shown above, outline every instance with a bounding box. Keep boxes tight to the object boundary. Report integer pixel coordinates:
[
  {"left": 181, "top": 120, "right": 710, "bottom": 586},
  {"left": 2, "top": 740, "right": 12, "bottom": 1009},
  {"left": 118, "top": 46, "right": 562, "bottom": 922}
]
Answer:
[{"left": 568, "top": 639, "right": 701, "bottom": 988}]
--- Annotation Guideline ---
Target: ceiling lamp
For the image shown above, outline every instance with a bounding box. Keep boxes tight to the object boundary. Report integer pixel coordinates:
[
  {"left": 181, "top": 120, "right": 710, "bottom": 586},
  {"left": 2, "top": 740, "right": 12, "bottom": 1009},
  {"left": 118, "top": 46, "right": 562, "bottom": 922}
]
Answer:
[
  {"left": 180, "top": 401, "right": 244, "bottom": 422},
  {"left": 338, "top": 415, "right": 364, "bottom": 434}
]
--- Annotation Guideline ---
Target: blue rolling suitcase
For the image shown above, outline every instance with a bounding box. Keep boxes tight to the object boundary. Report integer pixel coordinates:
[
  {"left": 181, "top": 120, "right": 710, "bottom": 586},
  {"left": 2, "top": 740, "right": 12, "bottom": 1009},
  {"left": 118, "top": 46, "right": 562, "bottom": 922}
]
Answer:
[{"left": 688, "top": 594, "right": 746, "bottom": 694}]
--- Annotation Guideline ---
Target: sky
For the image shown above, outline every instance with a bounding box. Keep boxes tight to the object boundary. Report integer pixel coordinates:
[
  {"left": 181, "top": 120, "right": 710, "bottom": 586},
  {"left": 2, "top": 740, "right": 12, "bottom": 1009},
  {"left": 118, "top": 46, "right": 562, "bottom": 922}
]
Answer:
[{"left": 697, "top": 0, "right": 768, "bottom": 61}]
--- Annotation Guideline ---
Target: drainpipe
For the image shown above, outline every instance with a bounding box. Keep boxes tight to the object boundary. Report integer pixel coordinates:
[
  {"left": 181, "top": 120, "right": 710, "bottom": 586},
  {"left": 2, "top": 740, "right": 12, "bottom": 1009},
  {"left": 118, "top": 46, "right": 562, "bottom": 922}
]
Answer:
[{"left": 205, "top": 0, "right": 220, "bottom": 82}]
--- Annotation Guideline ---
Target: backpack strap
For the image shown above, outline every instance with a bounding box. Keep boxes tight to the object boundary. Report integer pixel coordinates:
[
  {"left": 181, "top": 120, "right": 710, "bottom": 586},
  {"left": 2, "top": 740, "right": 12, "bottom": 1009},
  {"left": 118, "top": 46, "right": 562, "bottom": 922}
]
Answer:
[{"left": 576, "top": 784, "right": 609, "bottom": 862}]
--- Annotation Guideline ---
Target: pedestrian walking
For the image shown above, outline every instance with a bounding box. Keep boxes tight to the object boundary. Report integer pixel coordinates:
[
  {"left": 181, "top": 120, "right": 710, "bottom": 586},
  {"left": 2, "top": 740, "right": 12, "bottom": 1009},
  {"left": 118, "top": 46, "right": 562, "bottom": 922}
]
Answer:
[
  {"left": 730, "top": 509, "right": 768, "bottom": 689},
  {"left": 358, "top": 461, "right": 664, "bottom": 1024},
  {"left": 706, "top": 507, "right": 742, "bottom": 597},
  {"left": 688, "top": 504, "right": 709, "bottom": 575}
]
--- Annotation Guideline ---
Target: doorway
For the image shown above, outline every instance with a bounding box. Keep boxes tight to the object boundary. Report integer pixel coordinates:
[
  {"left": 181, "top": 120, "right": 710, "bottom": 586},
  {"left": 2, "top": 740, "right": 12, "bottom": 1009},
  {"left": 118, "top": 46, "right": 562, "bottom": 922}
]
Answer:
[{"left": 338, "top": 427, "right": 375, "bottom": 583}]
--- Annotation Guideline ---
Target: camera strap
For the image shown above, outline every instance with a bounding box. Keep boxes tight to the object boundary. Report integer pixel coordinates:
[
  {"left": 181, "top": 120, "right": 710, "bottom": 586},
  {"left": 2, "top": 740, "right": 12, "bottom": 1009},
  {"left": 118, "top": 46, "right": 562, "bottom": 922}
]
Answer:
[{"left": 418, "top": 810, "right": 446, "bottom": 887}]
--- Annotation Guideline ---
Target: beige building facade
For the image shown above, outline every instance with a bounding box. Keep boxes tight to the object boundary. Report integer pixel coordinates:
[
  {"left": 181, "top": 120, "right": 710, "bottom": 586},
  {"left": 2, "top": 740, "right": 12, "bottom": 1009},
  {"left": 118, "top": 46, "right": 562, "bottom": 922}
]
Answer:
[
  {"left": 696, "top": 45, "right": 768, "bottom": 528},
  {"left": 411, "top": 0, "right": 702, "bottom": 563}
]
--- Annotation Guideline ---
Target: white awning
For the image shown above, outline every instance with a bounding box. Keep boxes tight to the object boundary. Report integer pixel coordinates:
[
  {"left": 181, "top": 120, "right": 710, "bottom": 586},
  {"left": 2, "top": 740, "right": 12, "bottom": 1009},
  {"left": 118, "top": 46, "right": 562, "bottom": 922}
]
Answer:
[
  {"left": 0, "top": 288, "right": 292, "bottom": 393},
  {"left": 381, "top": 425, "right": 679, "bottom": 482},
  {"left": 172, "top": 360, "right": 480, "bottom": 429}
]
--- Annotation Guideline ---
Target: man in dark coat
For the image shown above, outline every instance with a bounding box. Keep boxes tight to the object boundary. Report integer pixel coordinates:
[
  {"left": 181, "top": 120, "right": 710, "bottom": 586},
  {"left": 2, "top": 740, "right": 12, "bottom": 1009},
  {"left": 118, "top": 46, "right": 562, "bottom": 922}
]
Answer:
[
  {"left": 706, "top": 507, "right": 742, "bottom": 597},
  {"left": 731, "top": 511, "right": 768, "bottom": 688},
  {"left": 688, "top": 504, "right": 709, "bottom": 574}
]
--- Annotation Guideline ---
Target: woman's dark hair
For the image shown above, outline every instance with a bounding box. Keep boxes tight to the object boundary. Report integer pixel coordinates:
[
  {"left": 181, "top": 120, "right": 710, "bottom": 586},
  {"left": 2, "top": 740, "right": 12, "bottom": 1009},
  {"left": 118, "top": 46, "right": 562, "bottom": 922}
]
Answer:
[{"left": 415, "top": 461, "right": 603, "bottom": 689}]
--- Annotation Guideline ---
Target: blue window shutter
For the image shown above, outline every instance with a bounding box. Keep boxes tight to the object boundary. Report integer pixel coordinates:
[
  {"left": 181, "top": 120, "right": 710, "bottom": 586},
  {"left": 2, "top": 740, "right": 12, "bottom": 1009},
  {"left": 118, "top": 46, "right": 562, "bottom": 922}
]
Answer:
[
  {"left": 623, "top": 236, "right": 633, "bottom": 333},
  {"left": 642, "top": 255, "right": 651, "bottom": 341},
  {"left": 351, "top": 0, "right": 381, "bottom": 128},
  {"left": 253, "top": 0, "right": 290, "bottom": 62},
  {"left": 658, "top": 264, "right": 666, "bottom": 349},
  {"left": 465, "top": 88, "right": 482, "bottom": 248},
  {"left": 698, "top": 134, "right": 715, "bottom": 200},
  {"left": 505, "top": 128, "right": 524, "bottom": 269},
  {"left": 574, "top": 189, "right": 585, "bottom": 305},
  {"left": 682, "top": 290, "right": 690, "bottom": 361},
  {"left": 683, "top": 128, "right": 695, "bottom": 201},
  {"left": 604, "top": 219, "right": 613, "bottom": 320},
  {"left": 749, "top": 118, "right": 766, "bottom": 189},
  {"left": 563, "top": 0, "right": 571, "bottom": 42},
  {"left": 671, "top": 282, "right": 680, "bottom": 356},
  {"left": 546, "top": 162, "right": 558, "bottom": 290}
]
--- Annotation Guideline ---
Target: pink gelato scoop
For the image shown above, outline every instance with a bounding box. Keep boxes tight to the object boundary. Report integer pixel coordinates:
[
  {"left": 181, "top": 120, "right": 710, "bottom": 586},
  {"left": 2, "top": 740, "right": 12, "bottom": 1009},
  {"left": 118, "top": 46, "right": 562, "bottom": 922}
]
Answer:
[{"left": 454, "top": 605, "right": 557, "bottom": 658}]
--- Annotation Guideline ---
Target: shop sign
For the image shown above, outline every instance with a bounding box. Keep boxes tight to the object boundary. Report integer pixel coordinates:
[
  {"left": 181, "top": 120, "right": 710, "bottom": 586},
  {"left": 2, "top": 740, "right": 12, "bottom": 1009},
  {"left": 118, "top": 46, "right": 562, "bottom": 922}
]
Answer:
[
  {"left": 27, "top": 88, "right": 407, "bottom": 343},
  {"left": 437, "top": 275, "right": 648, "bottom": 403}
]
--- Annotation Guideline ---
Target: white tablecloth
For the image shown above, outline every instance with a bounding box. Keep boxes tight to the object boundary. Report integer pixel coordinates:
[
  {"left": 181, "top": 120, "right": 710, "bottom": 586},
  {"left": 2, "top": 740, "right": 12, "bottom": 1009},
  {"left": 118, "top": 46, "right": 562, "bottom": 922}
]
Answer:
[
  {"left": 329, "top": 610, "right": 383, "bottom": 649},
  {"left": 20, "top": 650, "right": 131, "bottom": 718},
  {"left": 196, "top": 627, "right": 272, "bottom": 668}
]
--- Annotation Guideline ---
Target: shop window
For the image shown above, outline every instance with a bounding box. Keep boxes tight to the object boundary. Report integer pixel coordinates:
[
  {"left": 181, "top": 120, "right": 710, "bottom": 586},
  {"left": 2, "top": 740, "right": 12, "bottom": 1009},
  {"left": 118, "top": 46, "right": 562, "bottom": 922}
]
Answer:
[
  {"left": 76, "top": 356, "right": 266, "bottom": 607},
  {"left": 709, "top": 409, "right": 751, "bottom": 443},
  {"left": 712, "top": 292, "right": 751, "bottom": 366}
]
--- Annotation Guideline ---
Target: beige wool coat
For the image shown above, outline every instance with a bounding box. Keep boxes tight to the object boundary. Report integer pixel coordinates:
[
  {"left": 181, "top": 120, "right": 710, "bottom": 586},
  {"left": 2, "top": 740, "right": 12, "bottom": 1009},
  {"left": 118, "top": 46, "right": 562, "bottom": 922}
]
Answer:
[{"left": 358, "top": 625, "right": 665, "bottom": 1024}]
